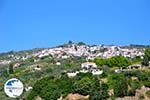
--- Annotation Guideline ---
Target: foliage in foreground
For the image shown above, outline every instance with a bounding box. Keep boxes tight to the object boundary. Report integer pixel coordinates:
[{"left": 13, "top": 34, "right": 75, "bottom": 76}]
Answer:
[{"left": 26, "top": 73, "right": 109, "bottom": 100}]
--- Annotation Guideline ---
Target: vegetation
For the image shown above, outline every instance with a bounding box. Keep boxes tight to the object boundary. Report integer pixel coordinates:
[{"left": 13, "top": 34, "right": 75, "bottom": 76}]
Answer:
[
  {"left": 73, "top": 73, "right": 94, "bottom": 96},
  {"left": 138, "top": 94, "right": 145, "bottom": 100},
  {"left": 113, "top": 75, "right": 128, "bottom": 97},
  {"left": 0, "top": 47, "right": 150, "bottom": 100},
  {"left": 89, "top": 76, "right": 109, "bottom": 100},
  {"left": 94, "top": 56, "right": 131, "bottom": 68},
  {"left": 131, "top": 56, "right": 142, "bottom": 64},
  {"left": 8, "top": 63, "right": 14, "bottom": 74},
  {"left": 146, "top": 90, "right": 150, "bottom": 98},
  {"left": 26, "top": 73, "right": 109, "bottom": 100},
  {"left": 78, "top": 42, "right": 86, "bottom": 45},
  {"left": 143, "top": 48, "right": 150, "bottom": 66}
]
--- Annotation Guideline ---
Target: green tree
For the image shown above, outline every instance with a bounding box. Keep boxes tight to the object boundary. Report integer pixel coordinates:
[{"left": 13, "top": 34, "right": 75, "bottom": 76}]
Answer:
[
  {"left": 89, "top": 76, "right": 101, "bottom": 100},
  {"left": 94, "top": 57, "right": 106, "bottom": 66},
  {"left": 114, "top": 75, "right": 128, "bottom": 97},
  {"left": 34, "top": 71, "right": 42, "bottom": 79},
  {"left": 128, "top": 80, "right": 142, "bottom": 96},
  {"left": 100, "top": 83, "right": 109, "bottom": 100},
  {"left": 132, "top": 56, "right": 142, "bottom": 64},
  {"left": 9, "top": 63, "right": 14, "bottom": 74},
  {"left": 90, "top": 76, "right": 109, "bottom": 100},
  {"left": 95, "top": 56, "right": 131, "bottom": 68},
  {"left": 41, "top": 82, "right": 61, "bottom": 100},
  {"left": 145, "top": 48, "right": 150, "bottom": 57},
  {"left": 78, "top": 42, "right": 86, "bottom": 45},
  {"left": 143, "top": 48, "right": 150, "bottom": 66},
  {"left": 2, "top": 69, "right": 9, "bottom": 77},
  {"left": 143, "top": 56, "right": 149, "bottom": 66},
  {"left": 68, "top": 40, "right": 73, "bottom": 44},
  {"left": 73, "top": 76, "right": 93, "bottom": 96},
  {"left": 27, "top": 77, "right": 61, "bottom": 100},
  {"left": 146, "top": 90, "right": 150, "bottom": 98},
  {"left": 107, "top": 56, "right": 131, "bottom": 68},
  {"left": 56, "top": 74, "right": 73, "bottom": 97}
]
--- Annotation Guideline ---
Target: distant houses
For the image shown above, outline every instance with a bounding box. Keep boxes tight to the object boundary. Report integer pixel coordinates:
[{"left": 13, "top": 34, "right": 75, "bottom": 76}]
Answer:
[
  {"left": 81, "top": 62, "right": 97, "bottom": 69},
  {"left": 34, "top": 65, "right": 41, "bottom": 71},
  {"left": 67, "top": 71, "right": 79, "bottom": 78},
  {"left": 31, "top": 44, "right": 144, "bottom": 61},
  {"left": 56, "top": 62, "right": 61, "bottom": 66},
  {"left": 29, "top": 65, "right": 41, "bottom": 71},
  {"left": 0, "top": 44, "right": 145, "bottom": 67},
  {"left": 67, "top": 62, "right": 103, "bottom": 77},
  {"left": 128, "top": 64, "right": 142, "bottom": 69}
]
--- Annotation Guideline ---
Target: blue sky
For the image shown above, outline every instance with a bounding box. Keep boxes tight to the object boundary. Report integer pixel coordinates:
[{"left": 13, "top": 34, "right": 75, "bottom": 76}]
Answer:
[{"left": 0, "top": 0, "right": 150, "bottom": 52}]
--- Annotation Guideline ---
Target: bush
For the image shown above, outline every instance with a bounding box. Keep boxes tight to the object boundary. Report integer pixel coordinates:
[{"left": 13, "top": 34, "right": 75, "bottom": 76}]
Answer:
[
  {"left": 142, "top": 81, "right": 150, "bottom": 87},
  {"left": 73, "top": 76, "right": 93, "bottom": 96},
  {"left": 26, "top": 77, "right": 62, "bottom": 100},
  {"left": 28, "top": 72, "right": 110, "bottom": 99},
  {"left": 113, "top": 75, "right": 128, "bottom": 97},
  {"left": 146, "top": 90, "right": 150, "bottom": 98},
  {"left": 1, "top": 69, "right": 9, "bottom": 78},
  {"left": 89, "top": 77, "right": 109, "bottom": 100},
  {"left": 94, "top": 56, "right": 131, "bottom": 68},
  {"left": 111, "top": 95, "right": 116, "bottom": 100},
  {"left": 138, "top": 94, "right": 145, "bottom": 100},
  {"left": 130, "top": 80, "right": 142, "bottom": 90}
]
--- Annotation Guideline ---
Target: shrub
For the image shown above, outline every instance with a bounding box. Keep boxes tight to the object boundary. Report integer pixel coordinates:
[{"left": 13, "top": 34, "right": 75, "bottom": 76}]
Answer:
[
  {"left": 142, "top": 81, "right": 150, "bottom": 88},
  {"left": 113, "top": 75, "right": 128, "bottom": 97},
  {"left": 138, "top": 94, "right": 145, "bottom": 100},
  {"left": 146, "top": 90, "right": 150, "bottom": 98}
]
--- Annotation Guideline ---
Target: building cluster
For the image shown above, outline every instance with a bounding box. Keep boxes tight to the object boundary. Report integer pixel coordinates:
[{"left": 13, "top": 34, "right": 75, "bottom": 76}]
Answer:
[
  {"left": 0, "top": 54, "right": 31, "bottom": 65},
  {"left": 0, "top": 44, "right": 145, "bottom": 65},
  {"left": 33, "top": 44, "right": 144, "bottom": 60},
  {"left": 67, "top": 62, "right": 103, "bottom": 77}
]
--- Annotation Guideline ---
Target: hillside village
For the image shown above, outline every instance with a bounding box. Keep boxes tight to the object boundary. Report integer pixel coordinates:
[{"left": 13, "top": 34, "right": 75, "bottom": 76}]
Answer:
[
  {"left": 0, "top": 43, "right": 150, "bottom": 100},
  {"left": 0, "top": 43, "right": 145, "bottom": 65}
]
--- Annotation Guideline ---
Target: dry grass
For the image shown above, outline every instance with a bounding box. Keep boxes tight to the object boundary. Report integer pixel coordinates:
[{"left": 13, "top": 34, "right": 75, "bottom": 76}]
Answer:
[{"left": 64, "top": 93, "right": 89, "bottom": 100}]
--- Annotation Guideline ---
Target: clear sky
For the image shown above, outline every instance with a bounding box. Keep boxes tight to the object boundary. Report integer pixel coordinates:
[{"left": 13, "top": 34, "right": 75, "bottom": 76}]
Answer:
[{"left": 0, "top": 0, "right": 150, "bottom": 52}]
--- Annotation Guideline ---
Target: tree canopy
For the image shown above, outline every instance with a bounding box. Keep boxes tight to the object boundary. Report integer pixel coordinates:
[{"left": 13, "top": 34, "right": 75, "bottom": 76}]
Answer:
[
  {"left": 27, "top": 73, "right": 110, "bottom": 100},
  {"left": 94, "top": 56, "right": 131, "bottom": 68},
  {"left": 143, "top": 48, "right": 150, "bottom": 66}
]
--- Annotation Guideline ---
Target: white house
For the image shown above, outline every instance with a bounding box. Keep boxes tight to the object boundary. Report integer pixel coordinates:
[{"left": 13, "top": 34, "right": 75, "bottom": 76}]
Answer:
[
  {"left": 62, "top": 55, "right": 69, "bottom": 59},
  {"left": 34, "top": 67, "right": 41, "bottom": 71},
  {"left": 67, "top": 71, "right": 79, "bottom": 78},
  {"left": 34, "top": 65, "right": 41, "bottom": 71},
  {"left": 56, "top": 62, "right": 61, "bottom": 66},
  {"left": 92, "top": 69, "right": 103, "bottom": 75},
  {"left": 114, "top": 69, "right": 122, "bottom": 73},
  {"left": 80, "top": 62, "right": 103, "bottom": 75},
  {"left": 128, "top": 64, "right": 142, "bottom": 69},
  {"left": 14, "top": 63, "right": 20, "bottom": 68},
  {"left": 81, "top": 62, "right": 97, "bottom": 69}
]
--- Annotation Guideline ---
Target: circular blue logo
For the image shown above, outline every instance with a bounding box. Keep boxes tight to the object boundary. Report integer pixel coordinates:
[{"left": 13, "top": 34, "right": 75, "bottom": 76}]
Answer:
[{"left": 4, "top": 78, "right": 24, "bottom": 98}]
